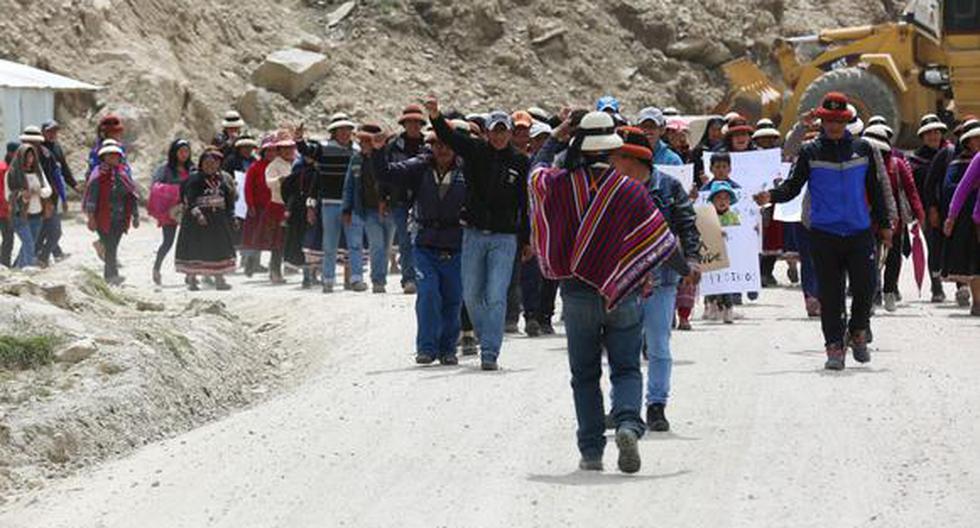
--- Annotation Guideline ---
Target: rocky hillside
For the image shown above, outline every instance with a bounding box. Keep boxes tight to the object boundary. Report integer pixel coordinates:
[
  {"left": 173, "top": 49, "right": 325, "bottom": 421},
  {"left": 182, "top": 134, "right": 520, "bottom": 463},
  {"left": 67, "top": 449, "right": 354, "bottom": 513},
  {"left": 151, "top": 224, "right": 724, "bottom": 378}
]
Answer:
[{"left": 0, "top": 0, "right": 901, "bottom": 178}]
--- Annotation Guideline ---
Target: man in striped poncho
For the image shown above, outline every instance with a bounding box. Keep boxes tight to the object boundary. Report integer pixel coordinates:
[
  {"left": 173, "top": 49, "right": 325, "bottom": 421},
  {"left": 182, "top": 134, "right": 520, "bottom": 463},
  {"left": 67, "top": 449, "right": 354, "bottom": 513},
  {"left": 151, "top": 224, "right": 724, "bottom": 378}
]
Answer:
[{"left": 528, "top": 111, "right": 688, "bottom": 474}]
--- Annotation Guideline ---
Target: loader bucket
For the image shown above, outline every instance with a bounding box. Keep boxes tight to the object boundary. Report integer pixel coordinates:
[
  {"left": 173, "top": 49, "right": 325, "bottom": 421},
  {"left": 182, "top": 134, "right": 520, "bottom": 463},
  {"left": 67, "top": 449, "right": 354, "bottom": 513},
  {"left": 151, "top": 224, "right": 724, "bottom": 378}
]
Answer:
[{"left": 720, "top": 58, "right": 784, "bottom": 124}]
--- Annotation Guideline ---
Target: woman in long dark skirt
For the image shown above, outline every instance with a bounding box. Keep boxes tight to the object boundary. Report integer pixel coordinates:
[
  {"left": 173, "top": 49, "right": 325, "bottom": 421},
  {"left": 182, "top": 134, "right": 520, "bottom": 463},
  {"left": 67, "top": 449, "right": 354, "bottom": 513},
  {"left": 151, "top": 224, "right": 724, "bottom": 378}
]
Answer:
[
  {"left": 283, "top": 153, "right": 322, "bottom": 288},
  {"left": 175, "top": 148, "right": 237, "bottom": 291}
]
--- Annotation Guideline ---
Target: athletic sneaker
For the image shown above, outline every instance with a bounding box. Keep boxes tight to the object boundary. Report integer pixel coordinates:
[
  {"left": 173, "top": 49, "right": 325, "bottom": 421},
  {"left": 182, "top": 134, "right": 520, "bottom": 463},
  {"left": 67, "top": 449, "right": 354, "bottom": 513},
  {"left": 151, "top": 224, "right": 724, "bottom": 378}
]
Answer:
[
  {"left": 883, "top": 292, "right": 897, "bottom": 313},
  {"left": 848, "top": 331, "right": 871, "bottom": 363},
  {"left": 402, "top": 282, "right": 417, "bottom": 295},
  {"left": 579, "top": 458, "right": 603, "bottom": 471},
  {"left": 930, "top": 280, "right": 946, "bottom": 303},
  {"left": 824, "top": 343, "right": 846, "bottom": 371},
  {"left": 480, "top": 360, "right": 499, "bottom": 371},
  {"left": 787, "top": 264, "right": 800, "bottom": 284},
  {"left": 460, "top": 335, "right": 478, "bottom": 356},
  {"left": 372, "top": 283, "right": 386, "bottom": 294},
  {"left": 351, "top": 281, "right": 368, "bottom": 292},
  {"left": 646, "top": 404, "right": 670, "bottom": 432},
  {"left": 438, "top": 355, "right": 459, "bottom": 366},
  {"left": 615, "top": 429, "right": 641, "bottom": 474},
  {"left": 525, "top": 319, "right": 541, "bottom": 338},
  {"left": 322, "top": 283, "right": 334, "bottom": 294},
  {"left": 415, "top": 354, "right": 436, "bottom": 365},
  {"left": 956, "top": 286, "right": 971, "bottom": 307}
]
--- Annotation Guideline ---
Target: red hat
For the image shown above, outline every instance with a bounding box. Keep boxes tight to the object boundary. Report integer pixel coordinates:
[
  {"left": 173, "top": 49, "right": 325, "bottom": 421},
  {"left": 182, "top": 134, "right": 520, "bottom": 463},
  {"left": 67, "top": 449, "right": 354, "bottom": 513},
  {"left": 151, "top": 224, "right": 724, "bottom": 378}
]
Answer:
[
  {"left": 616, "top": 126, "right": 653, "bottom": 163},
  {"left": 397, "top": 104, "right": 426, "bottom": 125},
  {"left": 99, "top": 113, "right": 124, "bottom": 133},
  {"left": 724, "top": 115, "right": 754, "bottom": 136},
  {"left": 814, "top": 92, "right": 854, "bottom": 122}
]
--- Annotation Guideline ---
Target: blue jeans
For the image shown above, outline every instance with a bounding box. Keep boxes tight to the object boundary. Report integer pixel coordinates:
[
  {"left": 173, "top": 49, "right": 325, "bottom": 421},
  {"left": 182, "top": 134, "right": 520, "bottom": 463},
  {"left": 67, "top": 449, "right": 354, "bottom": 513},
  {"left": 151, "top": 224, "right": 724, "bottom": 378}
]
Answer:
[
  {"left": 347, "top": 210, "right": 394, "bottom": 285},
  {"left": 321, "top": 204, "right": 345, "bottom": 284},
  {"left": 392, "top": 206, "right": 416, "bottom": 285},
  {"left": 414, "top": 247, "right": 462, "bottom": 358},
  {"left": 461, "top": 229, "right": 517, "bottom": 362},
  {"left": 13, "top": 214, "right": 42, "bottom": 268},
  {"left": 36, "top": 212, "right": 63, "bottom": 262},
  {"left": 520, "top": 256, "right": 543, "bottom": 319},
  {"left": 644, "top": 284, "right": 677, "bottom": 406},
  {"left": 561, "top": 280, "right": 646, "bottom": 459},
  {"left": 792, "top": 224, "right": 819, "bottom": 298}
]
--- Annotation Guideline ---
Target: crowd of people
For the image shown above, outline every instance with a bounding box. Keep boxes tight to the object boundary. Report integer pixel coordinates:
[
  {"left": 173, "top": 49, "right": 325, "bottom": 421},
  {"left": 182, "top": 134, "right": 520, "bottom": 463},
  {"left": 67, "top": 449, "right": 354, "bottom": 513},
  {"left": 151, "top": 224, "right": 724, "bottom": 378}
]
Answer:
[{"left": 1, "top": 91, "right": 978, "bottom": 474}]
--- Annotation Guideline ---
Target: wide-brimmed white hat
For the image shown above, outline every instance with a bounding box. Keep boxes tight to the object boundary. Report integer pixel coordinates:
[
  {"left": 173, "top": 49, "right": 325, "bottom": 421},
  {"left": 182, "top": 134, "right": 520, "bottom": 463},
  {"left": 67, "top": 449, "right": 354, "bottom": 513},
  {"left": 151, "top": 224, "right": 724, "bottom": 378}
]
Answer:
[
  {"left": 221, "top": 110, "right": 244, "bottom": 128},
  {"left": 98, "top": 144, "right": 124, "bottom": 158},
  {"left": 19, "top": 125, "right": 43, "bottom": 143},
  {"left": 327, "top": 112, "right": 356, "bottom": 132},
  {"left": 917, "top": 114, "right": 948, "bottom": 136},
  {"left": 867, "top": 115, "right": 888, "bottom": 127},
  {"left": 752, "top": 119, "right": 781, "bottom": 140},
  {"left": 959, "top": 119, "right": 980, "bottom": 143},
  {"left": 863, "top": 124, "right": 892, "bottom": 152},
  {"left": 578, "top": 111, "right": 623, "bottom": 153}
]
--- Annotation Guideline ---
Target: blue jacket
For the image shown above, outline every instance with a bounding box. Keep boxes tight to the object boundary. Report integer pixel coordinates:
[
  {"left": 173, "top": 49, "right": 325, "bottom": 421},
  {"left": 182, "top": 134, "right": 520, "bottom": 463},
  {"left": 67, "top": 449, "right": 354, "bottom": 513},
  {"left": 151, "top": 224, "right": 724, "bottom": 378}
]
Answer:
[
  {"left": 370, "top": 151, "right": 467, "bottom": 251},
  {"left": 770, "top": 131, "right": 888, "bottom": 237},
  {"left": 647, "top": 169, "right": 698, "bottom": 285},
  {"left": 653, "top": 140, "right": 683, "bottom": 166}
]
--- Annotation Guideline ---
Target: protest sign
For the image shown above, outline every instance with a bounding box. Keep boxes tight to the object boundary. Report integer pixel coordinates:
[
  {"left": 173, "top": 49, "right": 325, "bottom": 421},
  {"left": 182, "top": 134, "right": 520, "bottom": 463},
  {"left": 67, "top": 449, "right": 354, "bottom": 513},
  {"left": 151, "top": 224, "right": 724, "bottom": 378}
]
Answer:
[{"left": 694, "top": 205, "right": 729, "bottom": 272}]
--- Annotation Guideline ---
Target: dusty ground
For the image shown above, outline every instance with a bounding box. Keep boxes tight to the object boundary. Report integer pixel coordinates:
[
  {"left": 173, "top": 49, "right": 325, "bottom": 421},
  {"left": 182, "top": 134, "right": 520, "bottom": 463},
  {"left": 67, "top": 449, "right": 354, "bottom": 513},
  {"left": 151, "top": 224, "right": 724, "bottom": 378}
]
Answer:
[{"left": 0, "top": 218, "right": 978, "bottom": 527}]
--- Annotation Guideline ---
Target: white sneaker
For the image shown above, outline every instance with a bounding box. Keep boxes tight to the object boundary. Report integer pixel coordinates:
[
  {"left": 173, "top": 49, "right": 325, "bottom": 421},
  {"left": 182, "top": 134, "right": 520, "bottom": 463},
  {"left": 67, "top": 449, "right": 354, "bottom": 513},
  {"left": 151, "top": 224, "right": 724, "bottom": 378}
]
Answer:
[{"left": 884, "top": 292, "right": 897, "bottom": 312}]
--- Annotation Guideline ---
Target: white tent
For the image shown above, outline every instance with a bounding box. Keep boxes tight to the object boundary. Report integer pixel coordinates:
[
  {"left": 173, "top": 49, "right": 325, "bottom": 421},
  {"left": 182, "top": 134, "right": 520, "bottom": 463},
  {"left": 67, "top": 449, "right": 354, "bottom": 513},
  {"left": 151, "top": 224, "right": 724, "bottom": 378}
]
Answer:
[{"left": 0, "top": 59, "right": 100, "bottom": 142}]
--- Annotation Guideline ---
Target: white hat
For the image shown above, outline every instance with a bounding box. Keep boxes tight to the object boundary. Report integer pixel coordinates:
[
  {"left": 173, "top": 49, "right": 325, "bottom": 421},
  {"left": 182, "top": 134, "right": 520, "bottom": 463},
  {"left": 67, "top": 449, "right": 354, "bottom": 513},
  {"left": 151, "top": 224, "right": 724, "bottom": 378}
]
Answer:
[
  {"left": 959, "top": 119, "right": 980, "bottom": 143},
  {"left": 529, "top": 121, "right": 553, "bottom": 139},
  {"left": 917, "top": 114, "right": 948, "bottom": 136},
  {"left": 19, "top": 125, "right": 43, "bottom": 143},
  {"left": 723, "top": 112, "right": 742, "bottom": 124},
  {"left": 867, "top": 115, "right": 888, "bottom": 127},
  {"left": 662, "top": 107, "right": 680, "bottom": 117},
  {"left": 221, "top": 110, "right": 244, "bottom": 128},
  {"left": 752, "top": 119, "right": 780, "bottom": 140},
  {"left": 101, "top": 139, "right": 120, "bottom": 148},
  {"left": 863, "top": 124, "right": 892, "bottom": 152},
  {"left": 97, "top": 144, "right": 124, "bottom": 158},
  {"left": 327, "top": 112, "right": 356, "bottom": 132},
  {"left": 846, "top": 105, "right": 865, "bottom": 135},
  {"left": 578, "top": 111, "right": 623, "bottom": 153}
]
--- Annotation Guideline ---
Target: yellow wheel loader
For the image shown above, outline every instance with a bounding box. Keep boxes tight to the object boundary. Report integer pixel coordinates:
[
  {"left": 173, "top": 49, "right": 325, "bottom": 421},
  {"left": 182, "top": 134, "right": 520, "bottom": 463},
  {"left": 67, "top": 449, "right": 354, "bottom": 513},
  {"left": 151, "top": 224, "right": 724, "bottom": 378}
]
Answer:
[{"left": 716, "top": 0, "right": 980, "bottom": 146}]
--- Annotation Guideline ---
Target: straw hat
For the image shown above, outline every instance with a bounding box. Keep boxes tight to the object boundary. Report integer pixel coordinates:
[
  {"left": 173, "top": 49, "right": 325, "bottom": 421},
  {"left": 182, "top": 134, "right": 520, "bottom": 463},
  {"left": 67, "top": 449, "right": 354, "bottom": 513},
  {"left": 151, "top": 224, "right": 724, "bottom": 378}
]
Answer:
[
  {"left": 18, "top": 125, "right": 44, "bottom": 143},
  {"left": 221, "top": 110, "right": 245, "bottom": 129},
  {"left": 327, "top": 113, "right": 357, "bottom": 132}
]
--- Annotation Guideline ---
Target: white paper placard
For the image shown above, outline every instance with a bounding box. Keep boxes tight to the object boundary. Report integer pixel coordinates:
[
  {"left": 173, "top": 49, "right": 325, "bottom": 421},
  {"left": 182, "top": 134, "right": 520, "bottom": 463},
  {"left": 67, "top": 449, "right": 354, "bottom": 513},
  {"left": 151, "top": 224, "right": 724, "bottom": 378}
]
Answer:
[{"left": 655, "top": 164, "right": 695, "bottom": 192}]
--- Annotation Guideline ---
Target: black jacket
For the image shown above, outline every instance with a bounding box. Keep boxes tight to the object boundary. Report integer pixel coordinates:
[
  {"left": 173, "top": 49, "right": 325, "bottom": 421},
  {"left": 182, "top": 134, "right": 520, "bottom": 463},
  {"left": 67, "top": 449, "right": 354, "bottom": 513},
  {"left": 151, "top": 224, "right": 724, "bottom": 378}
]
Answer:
[
  {"left": 922, "top": 144, "right": 957, "bottom": 211},
  {"left": 432, "top": 114, "right": 529, "bottom": 238},
  {"left": 42, "top": 141, "right": 77, "bottom": 192}
]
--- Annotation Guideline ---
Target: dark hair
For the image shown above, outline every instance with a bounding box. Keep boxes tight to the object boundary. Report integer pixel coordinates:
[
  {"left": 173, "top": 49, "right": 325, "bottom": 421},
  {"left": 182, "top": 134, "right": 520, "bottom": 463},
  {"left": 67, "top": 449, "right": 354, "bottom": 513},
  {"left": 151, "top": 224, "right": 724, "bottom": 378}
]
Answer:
[
  {"left": 710, "top": 152, "right": 731, "bottom": 167},
  {"left": 167, "top": 139, "right": 193, "bottom": 173}
]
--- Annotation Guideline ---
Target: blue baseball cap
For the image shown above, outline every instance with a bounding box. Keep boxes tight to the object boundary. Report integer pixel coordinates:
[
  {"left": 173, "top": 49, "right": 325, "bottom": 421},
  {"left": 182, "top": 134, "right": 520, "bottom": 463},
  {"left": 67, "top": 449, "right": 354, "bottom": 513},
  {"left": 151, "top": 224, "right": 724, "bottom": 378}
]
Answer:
[{"left": 596, "top": 95, "right": 621, "bottom": 114}]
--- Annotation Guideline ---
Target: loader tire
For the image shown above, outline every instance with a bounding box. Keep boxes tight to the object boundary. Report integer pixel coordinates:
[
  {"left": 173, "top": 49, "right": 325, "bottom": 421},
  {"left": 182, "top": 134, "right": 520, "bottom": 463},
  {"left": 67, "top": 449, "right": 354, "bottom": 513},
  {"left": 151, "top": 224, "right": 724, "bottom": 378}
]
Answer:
[{"left": 797, "top": 67, "right": 900, "bottom": 135}]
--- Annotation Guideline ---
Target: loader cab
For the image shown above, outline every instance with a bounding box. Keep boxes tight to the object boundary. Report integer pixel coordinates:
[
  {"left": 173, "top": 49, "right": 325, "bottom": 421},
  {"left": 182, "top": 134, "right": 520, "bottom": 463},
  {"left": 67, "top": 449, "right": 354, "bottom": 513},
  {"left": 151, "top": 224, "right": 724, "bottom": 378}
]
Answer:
[
  {"left": 905, "top": 0, "right": 980, "bottom": 39},
  {"left": 943, "top": 0, "right": 980, "bottom": 33}
]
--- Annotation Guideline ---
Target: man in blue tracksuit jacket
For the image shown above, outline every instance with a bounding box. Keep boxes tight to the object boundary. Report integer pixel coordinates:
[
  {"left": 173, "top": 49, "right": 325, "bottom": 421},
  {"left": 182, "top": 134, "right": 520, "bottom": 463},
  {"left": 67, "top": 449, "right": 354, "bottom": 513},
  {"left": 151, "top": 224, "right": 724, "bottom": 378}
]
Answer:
[{"left": 755, "top": 93, "right": 891, "bottom": 371}]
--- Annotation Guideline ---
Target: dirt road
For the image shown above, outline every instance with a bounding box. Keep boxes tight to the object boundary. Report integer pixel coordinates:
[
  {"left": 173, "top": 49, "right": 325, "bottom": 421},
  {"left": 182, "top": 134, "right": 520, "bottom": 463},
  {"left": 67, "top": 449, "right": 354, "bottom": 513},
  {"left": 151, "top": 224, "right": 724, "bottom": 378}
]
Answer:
[{"left": 2, "top": 220, "right": 978, "bottom": 527}]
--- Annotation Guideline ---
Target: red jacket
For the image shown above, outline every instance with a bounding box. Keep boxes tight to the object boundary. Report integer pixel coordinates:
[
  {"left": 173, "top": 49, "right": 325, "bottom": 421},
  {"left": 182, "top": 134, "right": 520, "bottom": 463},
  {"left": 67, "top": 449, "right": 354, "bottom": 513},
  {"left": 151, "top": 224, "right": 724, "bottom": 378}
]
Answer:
[
  {"left": 0, "top": 161, "right": 8, "bottom": 220},
  {"left": 886, "top": 154, "right": 925, "bottom": 226},
  {"left": 244, "top": 158, "right": 285, "bottom": 222}
]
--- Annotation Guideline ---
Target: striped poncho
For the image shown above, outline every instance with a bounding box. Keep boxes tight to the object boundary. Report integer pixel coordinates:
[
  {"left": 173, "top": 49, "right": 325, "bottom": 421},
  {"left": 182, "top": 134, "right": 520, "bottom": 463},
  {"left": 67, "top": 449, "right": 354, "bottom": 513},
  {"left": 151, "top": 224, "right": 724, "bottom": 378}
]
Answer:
[{"left": 529, "top": 163, "right": 678, "bottom": 309}]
